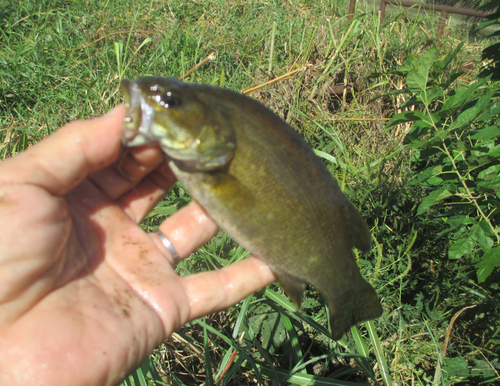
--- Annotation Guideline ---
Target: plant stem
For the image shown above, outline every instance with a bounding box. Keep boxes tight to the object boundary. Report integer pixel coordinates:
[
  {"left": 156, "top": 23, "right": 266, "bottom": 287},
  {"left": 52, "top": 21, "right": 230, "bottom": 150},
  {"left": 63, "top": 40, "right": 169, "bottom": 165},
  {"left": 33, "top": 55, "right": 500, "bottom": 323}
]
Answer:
[
  {"left": 441, "top": 141, "right": 500, "bottom": 244},
  {"left": 425, "top": 99, "right": 499, "bottom": 244}
]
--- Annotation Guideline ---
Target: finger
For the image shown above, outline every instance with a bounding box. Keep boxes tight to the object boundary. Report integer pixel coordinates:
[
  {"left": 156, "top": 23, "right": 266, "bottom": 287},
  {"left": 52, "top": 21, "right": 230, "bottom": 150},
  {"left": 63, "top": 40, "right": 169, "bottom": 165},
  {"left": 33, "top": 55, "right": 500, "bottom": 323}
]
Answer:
[
  {"left": 149, "top": 201, "right": 219, "bottom": 264},
  {"left": 180, "top": 256, "right": 276, "bottom": 323},
  {"left": 0, "top": 105, "right": 124, "bottom": 196},
  {"left": 88, "top": 145, "right": 166, "bottom": 200},
  {"left": 116, "top": 162, "right": 177, "bottom": 223}
]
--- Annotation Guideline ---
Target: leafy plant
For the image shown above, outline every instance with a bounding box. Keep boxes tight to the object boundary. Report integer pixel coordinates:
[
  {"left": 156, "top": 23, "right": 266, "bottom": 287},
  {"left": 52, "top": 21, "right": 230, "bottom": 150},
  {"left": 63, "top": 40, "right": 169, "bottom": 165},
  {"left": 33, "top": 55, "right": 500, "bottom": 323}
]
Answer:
[
  {"left": 475, "top": 0, "right": 500, "bottom": 79},
  {"left": 385, "top": 46, "right": 500, "bottom": 281}
]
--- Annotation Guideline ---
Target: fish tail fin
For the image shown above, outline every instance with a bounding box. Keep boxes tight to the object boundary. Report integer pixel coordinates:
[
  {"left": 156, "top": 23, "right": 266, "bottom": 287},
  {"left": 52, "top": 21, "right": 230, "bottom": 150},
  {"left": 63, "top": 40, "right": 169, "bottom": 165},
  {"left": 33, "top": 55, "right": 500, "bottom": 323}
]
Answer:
[{"left": 327, "top": 279, "right": 382, "bottom": 340}]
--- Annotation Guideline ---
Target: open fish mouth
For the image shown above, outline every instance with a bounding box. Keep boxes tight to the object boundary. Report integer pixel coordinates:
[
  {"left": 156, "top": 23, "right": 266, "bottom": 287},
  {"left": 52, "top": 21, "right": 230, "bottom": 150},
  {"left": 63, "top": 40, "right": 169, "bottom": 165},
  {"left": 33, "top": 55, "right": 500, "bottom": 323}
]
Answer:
[{"left": 120, "top": 79, "right": 156, "bottom": 147}]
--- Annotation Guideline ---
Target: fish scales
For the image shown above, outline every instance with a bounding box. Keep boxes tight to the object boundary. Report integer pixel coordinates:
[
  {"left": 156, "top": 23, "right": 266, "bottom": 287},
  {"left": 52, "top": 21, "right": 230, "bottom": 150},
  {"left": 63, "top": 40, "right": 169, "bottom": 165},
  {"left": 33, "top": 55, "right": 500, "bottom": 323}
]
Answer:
[{"left": 121, "top": 77, "right": 383, "bottom": 340}]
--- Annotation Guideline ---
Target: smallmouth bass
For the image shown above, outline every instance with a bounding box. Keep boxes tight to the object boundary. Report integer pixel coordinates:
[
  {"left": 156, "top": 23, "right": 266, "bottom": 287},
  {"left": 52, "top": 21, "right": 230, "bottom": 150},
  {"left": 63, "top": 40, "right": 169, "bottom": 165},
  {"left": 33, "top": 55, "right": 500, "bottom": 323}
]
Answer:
[{"left": 121, "top": 77, "right": 382, "bottom": 340}]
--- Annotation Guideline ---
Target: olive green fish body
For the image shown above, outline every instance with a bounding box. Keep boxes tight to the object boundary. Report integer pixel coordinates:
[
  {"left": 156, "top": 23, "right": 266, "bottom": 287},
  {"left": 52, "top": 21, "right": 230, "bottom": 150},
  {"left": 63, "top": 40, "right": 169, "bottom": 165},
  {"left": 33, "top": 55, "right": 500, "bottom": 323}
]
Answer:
[{"left": 121, "top": 77, "right": 382, "bottom": 340}]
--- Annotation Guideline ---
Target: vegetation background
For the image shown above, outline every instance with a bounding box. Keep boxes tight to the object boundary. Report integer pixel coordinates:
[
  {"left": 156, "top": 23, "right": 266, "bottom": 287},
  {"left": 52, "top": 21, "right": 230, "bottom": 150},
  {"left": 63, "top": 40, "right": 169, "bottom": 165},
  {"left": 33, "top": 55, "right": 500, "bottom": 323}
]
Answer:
[{"left": 1, "top": 0, "right": 499, "bottom": 384}]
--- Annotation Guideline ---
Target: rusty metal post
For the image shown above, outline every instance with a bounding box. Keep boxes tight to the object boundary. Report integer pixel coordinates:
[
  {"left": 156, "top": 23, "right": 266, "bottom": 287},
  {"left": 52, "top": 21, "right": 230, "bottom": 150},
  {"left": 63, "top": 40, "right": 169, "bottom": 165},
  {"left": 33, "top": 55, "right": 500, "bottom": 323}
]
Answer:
[
  {"left": 380, "top": 0, "right": 387, "bottom": 24},
  {"left": 348, "top": 0, "right": 356, "bottom": 20},
  {"left": 377, "top": 0, "right": 491, "bottom": 37},
  {"left": 437, "top": 9, "right": 448, "bottom": 37},
  {"left": 385, "top": 0, "right": 490, "bottom": 18}
]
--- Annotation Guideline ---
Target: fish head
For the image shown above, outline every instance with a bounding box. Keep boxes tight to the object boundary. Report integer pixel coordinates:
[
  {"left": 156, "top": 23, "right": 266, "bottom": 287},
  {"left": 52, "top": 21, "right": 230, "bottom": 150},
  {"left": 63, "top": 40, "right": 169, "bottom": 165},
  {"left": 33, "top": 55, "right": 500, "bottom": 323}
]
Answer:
[{"left": 121, "top": 77, "right": 236, "bottom": 171}]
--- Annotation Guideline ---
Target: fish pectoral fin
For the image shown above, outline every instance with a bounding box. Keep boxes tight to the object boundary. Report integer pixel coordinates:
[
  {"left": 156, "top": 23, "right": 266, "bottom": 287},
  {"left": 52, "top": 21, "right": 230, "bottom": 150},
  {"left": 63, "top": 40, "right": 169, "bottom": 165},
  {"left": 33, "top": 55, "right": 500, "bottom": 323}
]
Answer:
[
  {"left": 274, "top": 271, "right": 306, "bottom": 309},
  {"left": 325, "top": 280, "right": 383, "bottom": 341},
  {"left": 210, "top": 172, "right": 256, "bottom": 207}
]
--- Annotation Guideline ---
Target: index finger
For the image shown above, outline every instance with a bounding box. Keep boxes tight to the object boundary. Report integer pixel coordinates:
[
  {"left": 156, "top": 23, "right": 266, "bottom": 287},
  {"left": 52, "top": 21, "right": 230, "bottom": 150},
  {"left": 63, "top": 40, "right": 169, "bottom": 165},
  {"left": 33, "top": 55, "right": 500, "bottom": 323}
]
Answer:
[{"left": 0, "top": 105, "right": 125, "bottom": 196}]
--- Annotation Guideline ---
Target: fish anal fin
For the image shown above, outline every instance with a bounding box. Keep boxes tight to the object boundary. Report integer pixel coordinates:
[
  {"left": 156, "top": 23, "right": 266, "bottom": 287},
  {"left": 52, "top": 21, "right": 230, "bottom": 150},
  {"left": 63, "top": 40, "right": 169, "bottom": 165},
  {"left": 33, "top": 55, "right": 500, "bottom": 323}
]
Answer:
[{"left": 275, "top": 272, "right": 306, "bottom": 308}]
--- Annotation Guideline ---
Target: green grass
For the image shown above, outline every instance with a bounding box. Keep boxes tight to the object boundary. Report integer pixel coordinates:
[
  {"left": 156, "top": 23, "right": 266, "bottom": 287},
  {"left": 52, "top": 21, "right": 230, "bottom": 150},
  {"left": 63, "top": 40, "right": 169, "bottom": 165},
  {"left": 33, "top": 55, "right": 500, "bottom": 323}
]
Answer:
[{"left": 2, "top": 0, "right": 499, "bottom": 385}]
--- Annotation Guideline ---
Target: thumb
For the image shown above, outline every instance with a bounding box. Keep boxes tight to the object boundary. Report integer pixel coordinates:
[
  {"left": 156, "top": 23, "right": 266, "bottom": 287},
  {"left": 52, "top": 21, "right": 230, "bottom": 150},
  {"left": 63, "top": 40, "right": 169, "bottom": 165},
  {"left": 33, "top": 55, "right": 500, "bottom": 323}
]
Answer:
[{"left": 0, "top": 105, "right": 125, "bottom": 196}]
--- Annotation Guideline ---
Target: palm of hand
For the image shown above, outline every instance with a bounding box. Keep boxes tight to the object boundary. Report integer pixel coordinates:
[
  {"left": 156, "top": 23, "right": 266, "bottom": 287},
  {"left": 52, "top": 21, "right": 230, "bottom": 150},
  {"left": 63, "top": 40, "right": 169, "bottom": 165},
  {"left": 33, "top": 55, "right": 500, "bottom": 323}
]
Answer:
[{"left": 0, "top": 107, "right": 274, "bottom": 385}]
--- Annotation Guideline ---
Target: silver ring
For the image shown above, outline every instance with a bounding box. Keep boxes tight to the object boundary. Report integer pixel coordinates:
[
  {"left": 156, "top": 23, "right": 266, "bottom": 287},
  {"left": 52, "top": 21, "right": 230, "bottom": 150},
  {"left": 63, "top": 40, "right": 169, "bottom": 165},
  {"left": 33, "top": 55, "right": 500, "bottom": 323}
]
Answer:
[{"left": 156, "top": 230, "right": 180, "bottom": 260}]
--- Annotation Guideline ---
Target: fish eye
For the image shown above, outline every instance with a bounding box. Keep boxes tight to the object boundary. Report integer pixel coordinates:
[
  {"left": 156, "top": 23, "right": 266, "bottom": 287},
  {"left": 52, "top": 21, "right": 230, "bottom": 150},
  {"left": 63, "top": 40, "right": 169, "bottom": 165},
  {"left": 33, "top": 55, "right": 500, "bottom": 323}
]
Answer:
[{"left": 160, "top": 91, "right": 182, "bottom": 108}]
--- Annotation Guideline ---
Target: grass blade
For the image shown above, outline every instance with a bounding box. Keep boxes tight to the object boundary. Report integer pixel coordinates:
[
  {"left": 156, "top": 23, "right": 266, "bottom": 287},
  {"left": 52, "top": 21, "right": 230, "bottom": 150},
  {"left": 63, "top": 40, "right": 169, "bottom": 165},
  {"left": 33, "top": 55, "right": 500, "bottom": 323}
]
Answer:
[
  {"left": 350, "top": 326, "right": 377, "bottom": 381},
  {"left": 203, "top": 319, "right": 215, "bottom": 386},
  {"left": 264, "top": 288, "right": 333, "bottom": 339},
  {"left": 365, "top": 320, "right": 393, "bottom": 386},
  {"left": 241, "top": 361, "right": 370, "bottom": 385}
]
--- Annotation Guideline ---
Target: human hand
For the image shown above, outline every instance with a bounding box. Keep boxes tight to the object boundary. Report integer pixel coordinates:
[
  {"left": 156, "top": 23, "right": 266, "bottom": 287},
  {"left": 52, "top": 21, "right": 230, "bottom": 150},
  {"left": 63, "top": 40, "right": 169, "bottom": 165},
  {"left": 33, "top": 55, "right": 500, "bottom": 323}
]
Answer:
[{"left": 0, "top": 106, "right": 275, "bottom": 385}]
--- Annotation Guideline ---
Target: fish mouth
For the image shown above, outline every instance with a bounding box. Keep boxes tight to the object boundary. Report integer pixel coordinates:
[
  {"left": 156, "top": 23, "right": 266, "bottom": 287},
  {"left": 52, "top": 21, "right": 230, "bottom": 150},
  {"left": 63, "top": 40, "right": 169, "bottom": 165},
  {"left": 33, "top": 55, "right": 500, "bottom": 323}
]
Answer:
[
  {"left": 120, "top": 79, "right": 156, "bottom": 147},
  {"left": 119, "top": 77, "right": 234, "bottom": 171},
  {"left": 120, "top": 78, "right": 197, "bottom": 154}
]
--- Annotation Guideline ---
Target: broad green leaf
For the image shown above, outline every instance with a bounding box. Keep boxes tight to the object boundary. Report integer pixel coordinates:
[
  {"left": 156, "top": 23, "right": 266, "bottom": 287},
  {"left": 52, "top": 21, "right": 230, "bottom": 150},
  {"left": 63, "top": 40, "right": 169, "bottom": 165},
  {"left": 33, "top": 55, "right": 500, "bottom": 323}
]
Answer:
[
  {"left": 478, "top": 220, "right": 499, "bottom": 243},
  {"left": 472, "top": 224, "right": 493, "bottom": 252},
  {"left": 432, "top": 129, "right": 449, "bottom": 141},
  {"left": 439, "top": 87, "right": 470, "bottom": 114},
  {"left": 439, "top": 216, "right": 477, "bottom": 238},
  {"left": 445, "top": 215, "right": 476, "bottom": 229},
  {"left": 416, "top": 186, "right": 455, "bottom": 215},
  {"left": 452, "top": 108, "right": 480, "bottom": 130},
  {"left": 478, "top": 164, "right": 500, "bottom": 180},
  {"left": 302, "top": 297, "right": 321, "bottom": 309},
  {"left": 448, "top": 233, "right": 478, "bottom": 260},
  {"left": 426, "top": 86, "right": 443, "bottom": 104},
  {"left": 472, "top": 140, "right": 498, "bottom": 156},
  {"left": 450, "top": 92, "right": 494, "bottom": 131},
  {"left": 247, "top": 303, "right": 286, "bottom": 354},
  {"left": 403, "top": 120, "right": 433, "bottom": 143},
  {"left": 262, "top": 312, "right": 286, "bottom": 354},
  {"left": 387, "top": 110, "right": 424, "bottom": 128},
  {"left": 415, "top": 165, "right": 458, "bottom": 186},
  {"left": 476, "top": 245, "right": 500, "bottom": 283},
  {"left": 479, "top": 236, "right": 495, "bottom": 252},
  {"left": 471, "top": 359, "right": 500, "bottom": 381},
  {"left": 400, "top": 95, "right": 423, "bottom": 109},
  {"left": 470, "top": 125, "right": 500, "bottom": 140},
  {"left": 414, "top": 165, "right": 443, "bottom": 184},
  {"left": 478, "top": 175, "right": 500, "bottom": 192},
  {"left": 404, "top": 139, "right": 427, "bottom": 150},
  {"left": 410, "top": 148, "right": 444, "bottom": 164},
  {"left": 426, "top": 176, "right": 444, "bottom": 185},
  {"left": 444, "top": 357, "right": 469, "bottom": 379},
  {"left": 406, "top": 47, "right": 440, "bottom": 94}
]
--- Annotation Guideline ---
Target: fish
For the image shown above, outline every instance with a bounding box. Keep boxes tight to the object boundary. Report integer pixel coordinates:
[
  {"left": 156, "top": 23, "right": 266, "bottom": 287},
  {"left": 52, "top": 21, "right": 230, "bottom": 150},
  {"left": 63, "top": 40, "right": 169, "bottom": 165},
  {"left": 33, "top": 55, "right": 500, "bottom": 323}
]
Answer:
[{"left": 120, "top": 77, "right": 382, "bottom": 340}]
